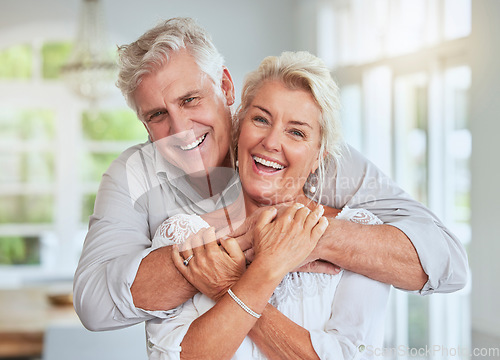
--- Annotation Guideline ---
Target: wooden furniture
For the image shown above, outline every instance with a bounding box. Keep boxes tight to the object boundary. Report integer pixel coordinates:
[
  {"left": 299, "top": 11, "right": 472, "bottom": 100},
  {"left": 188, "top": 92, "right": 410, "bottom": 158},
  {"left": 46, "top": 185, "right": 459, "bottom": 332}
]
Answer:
[{"left": 0, "top": 285, "right": 79, "bottom": 358}]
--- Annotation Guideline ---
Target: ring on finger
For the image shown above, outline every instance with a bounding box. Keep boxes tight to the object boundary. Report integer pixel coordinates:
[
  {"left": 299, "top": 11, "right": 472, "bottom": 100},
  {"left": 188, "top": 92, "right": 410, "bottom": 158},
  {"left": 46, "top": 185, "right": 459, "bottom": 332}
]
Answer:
[{"left": 183, "top": 254, "right": 194, "bottom": 266}]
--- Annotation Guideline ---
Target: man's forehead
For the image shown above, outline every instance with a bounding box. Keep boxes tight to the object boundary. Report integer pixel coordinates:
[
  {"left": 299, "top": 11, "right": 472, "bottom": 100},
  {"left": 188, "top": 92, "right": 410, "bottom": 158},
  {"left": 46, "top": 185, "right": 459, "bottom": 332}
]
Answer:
[{"left": 135, "top": 59, "right": 214, "bottom": 111}]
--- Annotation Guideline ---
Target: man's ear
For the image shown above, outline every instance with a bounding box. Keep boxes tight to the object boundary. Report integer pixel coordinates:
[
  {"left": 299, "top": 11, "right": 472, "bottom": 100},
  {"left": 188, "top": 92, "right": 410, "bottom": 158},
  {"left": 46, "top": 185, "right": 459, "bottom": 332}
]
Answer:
[{"left": 221, "top": 66, "right": 235, "bottom": 105}]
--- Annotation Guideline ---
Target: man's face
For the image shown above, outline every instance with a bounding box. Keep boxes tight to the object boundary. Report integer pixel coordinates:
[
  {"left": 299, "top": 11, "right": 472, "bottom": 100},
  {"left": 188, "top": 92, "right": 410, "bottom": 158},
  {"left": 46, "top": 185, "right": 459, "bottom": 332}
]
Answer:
[{"left": 134, "top": 49, "right": 234, "bottom": 176}]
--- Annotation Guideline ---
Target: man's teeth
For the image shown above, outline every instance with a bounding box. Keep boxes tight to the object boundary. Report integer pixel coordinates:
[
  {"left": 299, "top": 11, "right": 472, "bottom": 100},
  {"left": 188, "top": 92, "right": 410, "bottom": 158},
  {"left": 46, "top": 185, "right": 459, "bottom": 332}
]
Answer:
[
  {"left": 253, "top": 156, "right": 285, "bottom": 170},
  {"left": 180, "top": 134, "right": 207, "bottom": 151}
]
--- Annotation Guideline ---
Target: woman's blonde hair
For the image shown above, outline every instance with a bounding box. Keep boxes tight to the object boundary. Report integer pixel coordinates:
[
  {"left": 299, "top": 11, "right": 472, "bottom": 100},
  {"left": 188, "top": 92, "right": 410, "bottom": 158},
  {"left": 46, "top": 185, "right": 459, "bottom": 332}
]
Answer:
[{"left": 234, "top": 51, "right": 344, "bottom": 201}]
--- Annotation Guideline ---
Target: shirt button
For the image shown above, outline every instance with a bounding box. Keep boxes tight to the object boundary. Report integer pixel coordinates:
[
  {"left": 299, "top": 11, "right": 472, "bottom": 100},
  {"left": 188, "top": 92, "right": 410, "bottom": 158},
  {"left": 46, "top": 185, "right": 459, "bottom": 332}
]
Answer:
[
  {"left": 358, "top": 344, "right": 366, "bottom": 352},
  {"left": 148, "top": 339, "right": 154, "bottom": 348}
]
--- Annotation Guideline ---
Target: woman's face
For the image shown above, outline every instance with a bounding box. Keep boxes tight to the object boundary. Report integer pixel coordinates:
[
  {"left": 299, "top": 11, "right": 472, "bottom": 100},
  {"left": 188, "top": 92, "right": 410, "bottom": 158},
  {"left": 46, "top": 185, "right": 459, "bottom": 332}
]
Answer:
[{"left": 237, "top": 80, "right": 322, "bottom": 206}]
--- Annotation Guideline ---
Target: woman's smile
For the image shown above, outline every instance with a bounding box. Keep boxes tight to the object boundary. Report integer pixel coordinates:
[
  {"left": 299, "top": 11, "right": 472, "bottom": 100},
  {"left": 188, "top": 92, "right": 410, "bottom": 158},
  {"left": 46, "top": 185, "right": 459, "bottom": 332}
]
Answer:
[{"left": 251, "top": 154, "right": 286, "bottom": 175}]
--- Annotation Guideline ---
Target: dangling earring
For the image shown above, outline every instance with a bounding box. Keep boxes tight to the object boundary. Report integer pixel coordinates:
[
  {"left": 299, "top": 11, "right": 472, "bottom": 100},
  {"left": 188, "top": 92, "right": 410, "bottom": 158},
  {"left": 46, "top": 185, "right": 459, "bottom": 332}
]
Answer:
[{"left": 306, "top": 171, "right": 318, "bottom": 194}]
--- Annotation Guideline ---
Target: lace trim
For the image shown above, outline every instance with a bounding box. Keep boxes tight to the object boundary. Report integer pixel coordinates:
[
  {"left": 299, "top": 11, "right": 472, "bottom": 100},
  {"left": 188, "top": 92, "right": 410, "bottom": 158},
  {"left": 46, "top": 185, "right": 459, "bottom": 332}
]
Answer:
[
  {"left": 152, "top": 214, "right": 209, "bottom": 248},
  {"left": 336, "top": 206, "right": 383, "bottom": 225},
  {"left": 269, "top": 207, "right": 382, "bottom": 304},
  {"left": 269, "top": 272, "right": 340, "bottom": 307}
]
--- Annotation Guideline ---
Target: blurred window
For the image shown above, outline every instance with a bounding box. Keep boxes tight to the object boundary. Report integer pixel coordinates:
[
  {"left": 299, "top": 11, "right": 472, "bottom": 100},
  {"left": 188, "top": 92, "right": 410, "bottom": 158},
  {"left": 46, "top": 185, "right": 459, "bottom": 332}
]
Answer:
[
  {"left": 0, "top": 38, "right": 144, "bottom": 282},
  {"left": 320, "top": 0, "right": 471, "bottom": 356},
  {"left": 0, "top": 44, "right": 33, "bottom": 79}
]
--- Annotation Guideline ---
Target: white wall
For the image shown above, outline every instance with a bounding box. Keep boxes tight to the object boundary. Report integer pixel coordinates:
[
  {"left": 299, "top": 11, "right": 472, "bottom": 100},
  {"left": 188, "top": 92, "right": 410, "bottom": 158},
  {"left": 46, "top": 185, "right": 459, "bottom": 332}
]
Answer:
[
  {"left": 469, "top": 0, "right": 500, "bottom": 341},
  {"left": 0, "top": 0, "right": 300, "bottom": 99}
]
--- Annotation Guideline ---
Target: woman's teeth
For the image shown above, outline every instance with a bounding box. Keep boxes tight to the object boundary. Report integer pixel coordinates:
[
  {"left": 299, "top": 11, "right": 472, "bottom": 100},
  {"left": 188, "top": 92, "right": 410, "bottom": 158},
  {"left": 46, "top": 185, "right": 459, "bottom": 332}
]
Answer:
[
  {"left": 180, "top": 133, "right": 207, "bottom": 151},
  {"left": 252, "top": 156, "right": 284, "bottom": 170}
]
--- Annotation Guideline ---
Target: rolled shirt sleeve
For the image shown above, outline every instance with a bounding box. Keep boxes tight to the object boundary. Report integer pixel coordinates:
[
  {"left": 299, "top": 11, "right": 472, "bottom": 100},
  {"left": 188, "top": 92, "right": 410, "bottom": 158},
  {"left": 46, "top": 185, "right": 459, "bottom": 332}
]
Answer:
[{"left": 326, "top": 145, "right": 469, "bottom": 294}]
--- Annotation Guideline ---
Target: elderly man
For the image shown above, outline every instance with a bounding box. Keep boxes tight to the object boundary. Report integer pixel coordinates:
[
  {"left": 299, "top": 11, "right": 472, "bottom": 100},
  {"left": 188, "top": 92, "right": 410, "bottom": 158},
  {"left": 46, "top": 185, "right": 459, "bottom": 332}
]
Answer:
[{"left": 74, "top": 17, "right": 468, "bottom": 332}]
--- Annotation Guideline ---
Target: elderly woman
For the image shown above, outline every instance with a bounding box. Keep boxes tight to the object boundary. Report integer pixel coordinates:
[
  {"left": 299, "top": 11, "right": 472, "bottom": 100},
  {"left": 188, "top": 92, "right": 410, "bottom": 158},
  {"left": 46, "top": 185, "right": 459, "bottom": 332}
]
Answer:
[{"left": 146, "top": 51, "right": 390, "bottom": 359}]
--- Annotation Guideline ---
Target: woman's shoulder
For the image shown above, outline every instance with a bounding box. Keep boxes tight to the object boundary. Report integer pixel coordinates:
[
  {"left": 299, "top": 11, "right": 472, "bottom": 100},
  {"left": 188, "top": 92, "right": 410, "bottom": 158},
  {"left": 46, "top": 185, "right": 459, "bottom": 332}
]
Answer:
[
  {"left": 336, "top": 206, "right": 383, "bottom": 225},
  {"left": 152, "top": 213, "right": 210, "bottom": 248}
]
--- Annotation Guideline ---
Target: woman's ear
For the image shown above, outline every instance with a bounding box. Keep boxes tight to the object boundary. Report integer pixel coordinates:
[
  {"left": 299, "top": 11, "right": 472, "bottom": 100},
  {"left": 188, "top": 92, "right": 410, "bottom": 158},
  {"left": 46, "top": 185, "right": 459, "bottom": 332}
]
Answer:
[{"left": 310, "top": 151, "right": 321, "bottom": 174}]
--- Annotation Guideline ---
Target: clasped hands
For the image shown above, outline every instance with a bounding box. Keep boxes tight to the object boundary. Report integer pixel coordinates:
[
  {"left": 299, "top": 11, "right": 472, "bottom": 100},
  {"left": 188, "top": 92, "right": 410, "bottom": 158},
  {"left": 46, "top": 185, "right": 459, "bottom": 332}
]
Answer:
[{"left": 172, "top": 203, "right": 340, "bottom": 302}]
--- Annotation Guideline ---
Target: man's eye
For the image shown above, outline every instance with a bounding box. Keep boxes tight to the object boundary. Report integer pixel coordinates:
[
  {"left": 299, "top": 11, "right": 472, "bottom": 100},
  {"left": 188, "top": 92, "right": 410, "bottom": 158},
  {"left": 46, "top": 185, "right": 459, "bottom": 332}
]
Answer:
[
  {"left": 148, "top": 111, "right": 166, "bottom": 122},
  {"left": 184, "top": 97, "right": 196, "bottom": 104}
]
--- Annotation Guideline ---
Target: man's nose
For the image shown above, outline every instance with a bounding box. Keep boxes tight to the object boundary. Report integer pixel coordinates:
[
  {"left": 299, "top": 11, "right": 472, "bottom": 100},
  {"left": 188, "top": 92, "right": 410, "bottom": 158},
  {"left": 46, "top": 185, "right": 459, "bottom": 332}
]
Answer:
[{"left": 169, "top": 112, "right": 194, "bottom": 136}]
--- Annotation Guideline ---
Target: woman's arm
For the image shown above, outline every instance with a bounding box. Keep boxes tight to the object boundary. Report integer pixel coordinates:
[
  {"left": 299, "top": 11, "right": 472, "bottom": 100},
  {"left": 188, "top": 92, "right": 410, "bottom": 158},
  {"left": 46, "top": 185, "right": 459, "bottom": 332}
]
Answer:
[
  {"left": 241, "top": 207, "right": 391, "bottom": 359},
  {"left": 171, "top": 205, "right": 328, "bottom": 359},
  {"left": 248, "top": 304, "right": 320, "bottom": 360},
  {"left": 248, "top": 272, "right": 390, "bottom": 359}
]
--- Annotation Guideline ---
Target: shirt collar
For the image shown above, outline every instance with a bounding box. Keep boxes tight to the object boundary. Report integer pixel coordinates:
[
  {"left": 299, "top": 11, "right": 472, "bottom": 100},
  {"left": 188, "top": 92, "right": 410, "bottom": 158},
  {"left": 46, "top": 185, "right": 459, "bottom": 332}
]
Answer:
[{"left": 151, "top": 142, "right": 241, "bottom": 212}]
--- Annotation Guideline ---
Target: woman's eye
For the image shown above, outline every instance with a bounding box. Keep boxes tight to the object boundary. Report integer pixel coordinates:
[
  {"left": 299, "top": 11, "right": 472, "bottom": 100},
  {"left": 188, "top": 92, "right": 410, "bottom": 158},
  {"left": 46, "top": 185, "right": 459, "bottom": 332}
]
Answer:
[
  {"left": 253, "top": 116, "right": 269, "bottom": 125},
  {"left": 290, "top": 129, "right": 306, "bottom": 138}
]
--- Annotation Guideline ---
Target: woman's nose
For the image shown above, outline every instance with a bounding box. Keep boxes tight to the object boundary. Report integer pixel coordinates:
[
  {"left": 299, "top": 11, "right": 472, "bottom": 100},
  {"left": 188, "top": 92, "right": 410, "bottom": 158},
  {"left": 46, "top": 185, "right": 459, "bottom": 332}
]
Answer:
[{"left": 261, "top": 128, "right": 282, "bottom": 152}]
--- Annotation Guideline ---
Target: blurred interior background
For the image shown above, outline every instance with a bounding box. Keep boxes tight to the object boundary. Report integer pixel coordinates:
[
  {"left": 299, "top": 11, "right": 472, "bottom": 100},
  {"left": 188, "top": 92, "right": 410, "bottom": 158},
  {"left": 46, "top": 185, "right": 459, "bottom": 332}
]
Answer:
[{"left": 0, "top": 0, "right": 498, "bottom": 359}]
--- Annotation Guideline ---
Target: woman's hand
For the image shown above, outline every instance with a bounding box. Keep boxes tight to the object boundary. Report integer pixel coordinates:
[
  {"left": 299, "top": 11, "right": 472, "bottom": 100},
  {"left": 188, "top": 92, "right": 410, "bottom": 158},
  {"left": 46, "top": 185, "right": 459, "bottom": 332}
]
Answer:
[
  {"left": 251, "top": 203, "right": 329, "bottom": 279},
  {"left": 172, "top": 227, "right": 246, "bottom": 302}
]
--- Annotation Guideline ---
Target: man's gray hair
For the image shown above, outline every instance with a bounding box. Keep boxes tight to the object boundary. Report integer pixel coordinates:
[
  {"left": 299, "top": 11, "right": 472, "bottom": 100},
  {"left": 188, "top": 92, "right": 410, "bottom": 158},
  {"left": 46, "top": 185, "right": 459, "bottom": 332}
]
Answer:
[
  {"left": 116, "top": 17, "right": 225, "bottom": 113},
  {"left": 234, "top": 51, "right": 344, "bottom": 202}
]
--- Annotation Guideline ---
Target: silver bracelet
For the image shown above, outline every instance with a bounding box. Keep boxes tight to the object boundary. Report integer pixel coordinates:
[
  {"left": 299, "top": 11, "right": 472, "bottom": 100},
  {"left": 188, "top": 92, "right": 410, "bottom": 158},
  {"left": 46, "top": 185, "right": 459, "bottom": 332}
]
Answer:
[{"left": 227, "top": 288, "right": 261, "bottom": 319}]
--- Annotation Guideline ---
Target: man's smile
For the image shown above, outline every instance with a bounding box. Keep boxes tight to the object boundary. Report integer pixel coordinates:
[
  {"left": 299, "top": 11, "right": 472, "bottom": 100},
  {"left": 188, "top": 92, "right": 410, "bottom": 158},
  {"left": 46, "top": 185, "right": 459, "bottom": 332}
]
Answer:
[{"left": 179, "top": 133, "right": 208, "bottom": 151}]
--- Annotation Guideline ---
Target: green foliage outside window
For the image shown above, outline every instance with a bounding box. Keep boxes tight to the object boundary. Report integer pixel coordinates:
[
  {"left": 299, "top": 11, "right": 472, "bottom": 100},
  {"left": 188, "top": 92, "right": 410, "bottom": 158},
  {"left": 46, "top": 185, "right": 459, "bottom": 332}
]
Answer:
[
  {"left": 0, "top": 109, "right": 55, "bottom": 184},
  {"left": 0, "top": 44, "right": 33, "bottom": 79},
  {"left": 82, "top": 109, "right": 146, "bottom": 141},
  {"left": 0, "top": 108, "right": 55, "bottom": 141},
  {"left": 41, "top": 42, "right": 73, "bottom": 79},
  {"left": 0, "top": 195, "right": 54, "bottom": 224},
  {"left": 80, "top": 109, "right": 147, "bottom": 222},
  {"left": 0, "top": 152, "right": 55, "bottom": 184},
  {"left": 81, "top": 152, "right": 121, "bottom": 183},
  {"left": 0, "top": 236, "right": 40, "bottom": 265},
  {"left": 81, "top": 193, "right": 97, "bottom": 223}
]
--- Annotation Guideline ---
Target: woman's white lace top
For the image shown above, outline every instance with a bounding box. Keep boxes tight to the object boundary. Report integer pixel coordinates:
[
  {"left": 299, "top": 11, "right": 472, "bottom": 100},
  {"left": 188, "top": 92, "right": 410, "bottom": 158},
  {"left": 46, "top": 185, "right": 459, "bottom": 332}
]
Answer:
[
  {"left": 146, "top": 206, "right": 389, "bottom": 360},
  {"left": 152, "top": 213, "right": 209, "bottom": 247}
]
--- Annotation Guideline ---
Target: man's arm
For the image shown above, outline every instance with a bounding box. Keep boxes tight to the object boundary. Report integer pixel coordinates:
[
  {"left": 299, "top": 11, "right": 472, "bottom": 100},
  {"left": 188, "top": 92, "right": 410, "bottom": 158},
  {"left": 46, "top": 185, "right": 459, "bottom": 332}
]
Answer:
[
  {"left": 74, "top": 145, "right": 195, "bottom": 330},
  {"left": 131, "top": 246, "right": 197, "bottom": 310},
  {"left": 313, "top": 221, "right": 427, "bottom": 290},
  {"left": 319, "top": 144, "right": 469, "bottom": 293}
]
